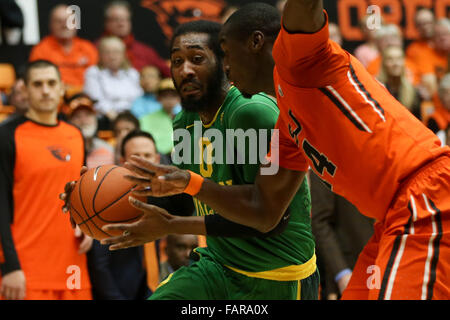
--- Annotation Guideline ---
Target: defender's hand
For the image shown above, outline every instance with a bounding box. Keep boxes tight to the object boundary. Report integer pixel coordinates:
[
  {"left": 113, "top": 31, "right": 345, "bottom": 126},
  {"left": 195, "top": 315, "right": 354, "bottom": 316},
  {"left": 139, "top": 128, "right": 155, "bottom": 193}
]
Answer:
[{"left": 124, "top": 155, "right": 190, "bottom": 197}]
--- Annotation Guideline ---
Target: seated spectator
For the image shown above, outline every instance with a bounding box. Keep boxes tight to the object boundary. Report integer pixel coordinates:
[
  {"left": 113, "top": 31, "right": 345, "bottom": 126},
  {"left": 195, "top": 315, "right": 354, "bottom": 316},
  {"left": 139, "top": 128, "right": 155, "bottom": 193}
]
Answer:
[
  {"left": 354, "top": 13, "right": 383, "bottom": 68},
  {"left": 414, "top": 18, "right": 450, "bottom": 98},
  {"left": 8, "top": 78, "right": 29, "bottom": 115},
  {"left": 66, "top": 93, "right": 114, "bottom": 169},
  {"left": 101, "top": 0, "right": 170, "bottom": 76},
  {"left": 406, "top": 8, "right": 435, "bottom": 65},
  {"left": 111, "top": 110, "right": 140, "bottom": 164},
  {"left": 84, "top": 36, "right": 142, "bottom": 125},
  {"left": 0, "top": 0, "right": 24, "bottom": 45},
  {"left": 130, "top": 65, "right": 162, "bottom": 119},
  {"left": 159, "top": 235, "right": 198, "bottom": 282},
  {"left": 426, "top": 73, "right": 450, "bottom": 145},
  {"left": 140, "top": 78, "right": 181, "bottom": 155},
  {"left": 29, "top": 4, "right": 98, "bottom": 93},
  {"left": 367, "top": 24, "right": 418, "bottom": 85},
  {"left": 377, "top": 46, "right": 422, "bottom": 120}
]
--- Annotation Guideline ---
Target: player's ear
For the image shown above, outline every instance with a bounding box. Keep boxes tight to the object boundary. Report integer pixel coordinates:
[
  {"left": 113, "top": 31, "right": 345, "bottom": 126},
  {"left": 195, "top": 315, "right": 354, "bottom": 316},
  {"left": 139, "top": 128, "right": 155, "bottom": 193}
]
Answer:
[{"left": 249, "top": 31, "right": 265, "bottom": 53}]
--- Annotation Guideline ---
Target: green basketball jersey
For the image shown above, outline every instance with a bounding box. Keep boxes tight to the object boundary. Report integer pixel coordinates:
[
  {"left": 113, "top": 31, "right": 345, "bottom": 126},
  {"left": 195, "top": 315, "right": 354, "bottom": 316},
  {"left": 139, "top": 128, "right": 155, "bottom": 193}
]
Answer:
[{"left": 172, "top": 86, "right": 315, "bottom": 273}]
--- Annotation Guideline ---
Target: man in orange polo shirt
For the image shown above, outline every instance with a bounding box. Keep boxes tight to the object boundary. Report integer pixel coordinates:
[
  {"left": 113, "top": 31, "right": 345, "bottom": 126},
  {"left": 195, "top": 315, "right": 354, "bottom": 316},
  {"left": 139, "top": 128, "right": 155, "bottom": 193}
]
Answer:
[
  {"left": 406, "top": 8, "right": 435, "bottom": 65},
  {"left": 29, "top": 4, "right": 98, "bottom": 93},
  {"left": 414, "top": 18, "right": 450, "bottom": 97}
]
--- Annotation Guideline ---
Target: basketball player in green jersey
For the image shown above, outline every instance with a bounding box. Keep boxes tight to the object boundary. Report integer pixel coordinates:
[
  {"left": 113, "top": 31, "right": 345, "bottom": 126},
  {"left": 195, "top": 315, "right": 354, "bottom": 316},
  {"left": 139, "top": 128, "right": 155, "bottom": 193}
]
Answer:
[{"left": 98, "top": 20, "right": 318, "bottom": 300}]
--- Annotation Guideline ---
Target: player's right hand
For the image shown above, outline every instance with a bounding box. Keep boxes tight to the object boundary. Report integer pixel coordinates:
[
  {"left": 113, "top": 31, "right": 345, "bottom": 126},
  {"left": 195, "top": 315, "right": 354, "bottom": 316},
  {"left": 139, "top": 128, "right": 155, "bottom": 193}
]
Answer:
[
  {"left": 59, "top": 166, "right": 88, "bottom": 228},
  {"left": 123, "top": 155, "right": 190, "bottom": 197},
  {"left": 0, "top": 270, "right": 26, "bottom": 300}
]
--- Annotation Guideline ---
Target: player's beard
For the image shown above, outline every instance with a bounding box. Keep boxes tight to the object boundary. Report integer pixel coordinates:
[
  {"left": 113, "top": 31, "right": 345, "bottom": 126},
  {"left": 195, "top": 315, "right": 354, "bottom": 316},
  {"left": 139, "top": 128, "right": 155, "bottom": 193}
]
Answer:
[{"left": 178, "top": 62, "right": 225, "bottom": 113}]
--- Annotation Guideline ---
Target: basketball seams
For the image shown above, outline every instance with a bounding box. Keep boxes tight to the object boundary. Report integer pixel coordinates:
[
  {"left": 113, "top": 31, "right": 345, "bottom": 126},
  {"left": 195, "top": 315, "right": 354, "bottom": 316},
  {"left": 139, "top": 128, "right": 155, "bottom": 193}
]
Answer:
[
  {"left": 76, "top": 167, "right": 114, "bottom": 238},
  {"left": 78, "top": 187, "right": 143, "bottom": 225},
  {"left": 92, "top": 165, "right": 119, "bottom": 214}
]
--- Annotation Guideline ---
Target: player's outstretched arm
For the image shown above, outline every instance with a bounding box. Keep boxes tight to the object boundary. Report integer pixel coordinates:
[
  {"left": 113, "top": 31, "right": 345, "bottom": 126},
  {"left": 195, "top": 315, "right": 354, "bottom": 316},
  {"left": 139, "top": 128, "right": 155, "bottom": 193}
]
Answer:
[
  {"left": 124, "top": 156, "right": 305, "bottom": 233},
  {"left": 282, "top": 0, "right": 325, "bottom": 33}
]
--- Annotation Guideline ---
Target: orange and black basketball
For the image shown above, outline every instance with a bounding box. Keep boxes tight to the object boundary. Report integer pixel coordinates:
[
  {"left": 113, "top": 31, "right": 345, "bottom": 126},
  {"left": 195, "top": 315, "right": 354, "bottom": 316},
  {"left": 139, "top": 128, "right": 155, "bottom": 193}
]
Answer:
[{"left": 69, "top": 165, "right": 145, "bottom": 240}]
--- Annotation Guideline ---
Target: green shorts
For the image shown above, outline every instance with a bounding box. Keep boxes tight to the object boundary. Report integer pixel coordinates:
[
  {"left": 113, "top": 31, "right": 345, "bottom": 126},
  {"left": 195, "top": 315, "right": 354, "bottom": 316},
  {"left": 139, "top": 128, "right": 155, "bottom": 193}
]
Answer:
[{"left": 149, "top": 249, "right": 319, "bottom": 300}]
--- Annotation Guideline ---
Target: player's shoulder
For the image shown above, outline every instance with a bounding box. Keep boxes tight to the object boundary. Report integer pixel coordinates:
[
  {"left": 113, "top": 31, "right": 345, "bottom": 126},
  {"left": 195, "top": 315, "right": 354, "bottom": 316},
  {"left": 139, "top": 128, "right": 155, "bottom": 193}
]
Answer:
[
  {"left": 58, "top": 119, "right": 84, "bottom": 138},
  {"left": 0, "top": 115, "right": 28, "bottom": 150},
  {"left": 0, "top": 114, "right": 27, "bottom": 134},
  {"left": 223, "top": 87, "right": 279, "bottom": 130},
  {"left": 225, "top": 87, "right": 278, "bottom": 119}
]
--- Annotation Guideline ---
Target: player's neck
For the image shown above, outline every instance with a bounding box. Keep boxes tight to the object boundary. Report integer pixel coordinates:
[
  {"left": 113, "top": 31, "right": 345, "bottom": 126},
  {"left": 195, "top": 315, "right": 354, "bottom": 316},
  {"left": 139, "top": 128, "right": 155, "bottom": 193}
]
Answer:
[
  {"left": 198, "top": 82, "right": 230, "bottom": 124},
  {"left": 25, "top": 108, "right": 58, "bottom": 126}
]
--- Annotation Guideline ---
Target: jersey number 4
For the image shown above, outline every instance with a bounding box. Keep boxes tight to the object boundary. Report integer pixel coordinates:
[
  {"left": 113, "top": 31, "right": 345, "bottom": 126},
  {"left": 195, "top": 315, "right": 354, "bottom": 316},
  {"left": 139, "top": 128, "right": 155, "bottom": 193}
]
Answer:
[{"left": 288, "top": 109, "right": 337, "bottom": 189}]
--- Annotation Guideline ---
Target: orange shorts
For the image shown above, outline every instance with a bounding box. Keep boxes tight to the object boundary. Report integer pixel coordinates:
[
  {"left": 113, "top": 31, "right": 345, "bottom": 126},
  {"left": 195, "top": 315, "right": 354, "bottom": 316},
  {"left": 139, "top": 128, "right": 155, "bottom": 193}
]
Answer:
[
  {"left": 341, "top": 155, "right": 450, "bottom": 300},
  {"left": 24, "top": 289, "right": 92, "bottom": 300},
  {"left": 1, "top": 288, "right": 92, "bottom": 300}
]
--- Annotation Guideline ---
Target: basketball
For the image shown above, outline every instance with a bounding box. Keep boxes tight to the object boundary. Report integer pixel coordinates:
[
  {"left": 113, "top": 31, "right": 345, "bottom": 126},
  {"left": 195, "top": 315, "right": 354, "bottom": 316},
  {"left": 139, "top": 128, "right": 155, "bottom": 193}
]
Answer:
[{"left": 69, "top": 164, "right": 145, "bottom": 240}]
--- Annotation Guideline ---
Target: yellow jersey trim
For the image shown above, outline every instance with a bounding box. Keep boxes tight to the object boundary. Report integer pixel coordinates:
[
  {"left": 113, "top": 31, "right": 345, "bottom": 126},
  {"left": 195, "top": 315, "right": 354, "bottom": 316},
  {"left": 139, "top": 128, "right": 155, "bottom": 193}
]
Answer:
[
  {"left": 202, "top": 104, "right": 223, "bottom": 128},
  {"left": 297, "top": 280, "right": 301, "bottom": 300},
  {"left": 201, "top": 86, "right": 235, "bottom": 128},
  {"left": 156, "top": 272, "right": 174, "bottom": 290},
  {"left": 225, "top": 253, "right": 316, "bottom": 282}
]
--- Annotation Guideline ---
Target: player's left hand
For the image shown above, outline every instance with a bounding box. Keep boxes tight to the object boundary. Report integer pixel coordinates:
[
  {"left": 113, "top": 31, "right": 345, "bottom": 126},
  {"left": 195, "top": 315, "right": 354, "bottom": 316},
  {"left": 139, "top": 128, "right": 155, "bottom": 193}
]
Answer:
[
  {"left": 100, "top": 196, "right": 174, "bottom": 250},
  {"left": 123, "top": 155, "right": 190, "bottom": 197}
]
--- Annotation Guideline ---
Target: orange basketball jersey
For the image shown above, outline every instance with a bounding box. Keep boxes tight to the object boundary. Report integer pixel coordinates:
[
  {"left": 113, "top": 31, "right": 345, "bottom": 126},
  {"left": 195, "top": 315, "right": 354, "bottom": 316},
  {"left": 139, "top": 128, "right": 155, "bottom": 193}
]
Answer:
[
  {"left": 271, "top": 12, "right": 450, "bottom": 222},
  {"left": 0, "top": 115, "right": 91, "bottom": 291}
]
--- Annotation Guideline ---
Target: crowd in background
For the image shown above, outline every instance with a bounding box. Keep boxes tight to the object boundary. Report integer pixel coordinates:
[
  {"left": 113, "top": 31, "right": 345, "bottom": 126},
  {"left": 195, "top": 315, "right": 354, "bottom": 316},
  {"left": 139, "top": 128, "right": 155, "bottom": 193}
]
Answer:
[{"left": 1, "top": 0, "right": 450, "bottom": 300}]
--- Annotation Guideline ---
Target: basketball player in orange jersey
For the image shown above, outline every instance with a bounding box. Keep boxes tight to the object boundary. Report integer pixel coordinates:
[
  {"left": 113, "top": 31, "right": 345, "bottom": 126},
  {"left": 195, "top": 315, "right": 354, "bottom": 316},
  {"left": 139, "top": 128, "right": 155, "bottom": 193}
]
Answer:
[
  {"left": 0, "top": 60, "right": 92, "bottom": 300},
  {"left": 99, "top": 2, "right": 450, "bottom": 299}
]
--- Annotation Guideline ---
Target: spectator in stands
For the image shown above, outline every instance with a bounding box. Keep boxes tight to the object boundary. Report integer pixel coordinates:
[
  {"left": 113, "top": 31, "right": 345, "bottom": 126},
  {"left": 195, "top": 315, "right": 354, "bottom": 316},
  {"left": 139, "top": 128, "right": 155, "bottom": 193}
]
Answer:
[
  {"left": 140, "top": 78, "right": 181, "bottom": 155},
  {"left": 102, "top": 1, "right": 170, "bottom": 76},
  {"left": 406, "top": 8, "right": 435, "bottom": 64},
  {"left": 111, "top": 110, "right": 140, "bottom": 164},
  {"left": 354, "top": 13, "right": 383, "bottom": 68},
  {"left": 367, "top": 24, "right": 418, "bottom": 85},
  {"left": 84, "top": 36, "right": 142, "bottom": 125},
  {"left": 377, "top": 46, "right": 422, "bottom": 120},
  {"left": 67, "top": 93, "right": 114, "bottom": 169},
  {"left": 159, "top": 235, "right": 198, "bottom": 282},
  {"left": 329, "top": 22, "right": 343, "bottom": 46},
  {"left": 29, "top": 4, "right": 98, "bottom": 94},
  {"left": 0, "top": 0, "right": 24, "bottom": 45},
  {"left": 130, "top": 65, "right": 162, "bottom": 119},
  {"left": 414, "top": 18, "right": 450, "bottom": 99},
  {"left": 8, "top": 78, "right": 29, "bottom": 115},
  {"left": 426, "top": 73, "right": 450, "bottom": 145}
]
